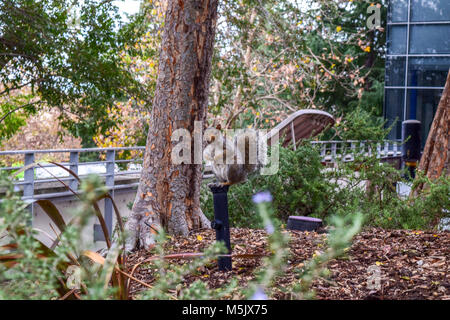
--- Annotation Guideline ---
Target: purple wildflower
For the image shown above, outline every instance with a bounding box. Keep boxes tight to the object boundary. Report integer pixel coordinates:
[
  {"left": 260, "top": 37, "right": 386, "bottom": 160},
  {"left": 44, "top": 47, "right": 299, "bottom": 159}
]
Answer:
[
  {"left": 265, "top": 222, "right": 275, "bottom": 234},
  {"left": 251, "top": 287, "right": 268, "bottom": 300},
  {"left": 252, "top": 191, "right": 273, "bottom": 204}
]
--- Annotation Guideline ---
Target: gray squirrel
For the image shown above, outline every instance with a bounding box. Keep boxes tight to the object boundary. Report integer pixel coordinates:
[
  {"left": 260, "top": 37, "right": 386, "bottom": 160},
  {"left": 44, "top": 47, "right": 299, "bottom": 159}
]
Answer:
[{"left": 203, "top": 130, "right": 261, "bottom": 187}]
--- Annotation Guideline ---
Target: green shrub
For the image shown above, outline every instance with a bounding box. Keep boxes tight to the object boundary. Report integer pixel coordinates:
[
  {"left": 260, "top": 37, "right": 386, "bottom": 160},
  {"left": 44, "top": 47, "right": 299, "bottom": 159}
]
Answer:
[
  {"left": 201, "top": 141, "right": 449, "bottom": 230},
  {"left": 332, "top": 106, "right": 391, "bottom": 141},
  {"left": 327, "top": 154, "right": 449, "bottom": 230}
]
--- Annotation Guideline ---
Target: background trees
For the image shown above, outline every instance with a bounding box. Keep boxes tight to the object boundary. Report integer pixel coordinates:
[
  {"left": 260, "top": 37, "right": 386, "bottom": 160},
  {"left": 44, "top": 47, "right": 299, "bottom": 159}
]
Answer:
[
  {"left": 0, "top": 0, "right": 149, "bottom": 146},
  {"left": 93, "top": 0, "right": 388, "bottom": 151},
  {"left": 0, "top": 0, "right": 389, "bottom": 149},
  {"left": 209, "top": 0, "right": 386, "bottom": 134}
]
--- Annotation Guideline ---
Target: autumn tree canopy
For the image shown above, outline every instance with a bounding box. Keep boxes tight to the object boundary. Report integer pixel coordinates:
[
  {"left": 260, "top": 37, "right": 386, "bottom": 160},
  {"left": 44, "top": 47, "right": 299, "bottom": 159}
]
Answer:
[
  {"left": 94, "top": 0, "right": 387, "bottom": 151},
  {"left": 0, "top": 0, "right": 150, "bottom": 146}
]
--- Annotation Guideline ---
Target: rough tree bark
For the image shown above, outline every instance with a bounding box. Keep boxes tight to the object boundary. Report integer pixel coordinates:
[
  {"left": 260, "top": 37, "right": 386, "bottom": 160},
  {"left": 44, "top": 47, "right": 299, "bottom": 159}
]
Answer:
[
  {"left": 414, "top": 69, "right": 450, "bottom": 194},
  {"left": 125, "top": 0, "right": 218, "bottom": 251},
  {"left": 417, "top": 70, "right": 450, "bottom": 179}
]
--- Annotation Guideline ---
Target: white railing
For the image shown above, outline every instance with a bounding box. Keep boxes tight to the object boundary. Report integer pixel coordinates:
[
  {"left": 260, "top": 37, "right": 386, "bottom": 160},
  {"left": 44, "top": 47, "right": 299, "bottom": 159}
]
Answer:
[
  {"left": 0, "top": 147, "right": 146, "bottom": 201},
  {"left": 311, "top": 140, "right": 402, "bottom": 163},
  {"left": 0, "top": 147, "right": 149, "bottom": 240},
  {"left": 0, "top": 140, "right": 402, "bottom": 200}
]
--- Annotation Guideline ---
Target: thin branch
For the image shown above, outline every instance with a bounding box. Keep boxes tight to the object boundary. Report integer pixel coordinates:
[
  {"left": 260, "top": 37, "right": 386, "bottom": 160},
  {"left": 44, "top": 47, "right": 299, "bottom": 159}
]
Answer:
[
  {"left": 0, "top": 100, "right": 40, "bottom": 124},
  {"left": 0, "top": 78, "right": 44, "bottom": 96},
  {"left": 0, "top": 53, "right": 33, "bottom": 59}
]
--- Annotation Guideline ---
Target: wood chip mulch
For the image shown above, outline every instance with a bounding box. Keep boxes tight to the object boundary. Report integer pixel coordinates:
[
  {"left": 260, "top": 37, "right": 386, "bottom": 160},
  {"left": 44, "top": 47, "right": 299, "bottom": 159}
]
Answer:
[{"left": 125, "top": 227, "right": 449, "bottom": 300}]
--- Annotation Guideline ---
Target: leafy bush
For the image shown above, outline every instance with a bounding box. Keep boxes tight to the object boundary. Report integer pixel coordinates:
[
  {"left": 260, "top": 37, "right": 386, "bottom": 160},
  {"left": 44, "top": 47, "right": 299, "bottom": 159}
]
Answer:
[
  {"left": 201, "top": 141, "right": 449, "bottom": 230},
  {"left": 327, "top": 153, "right": 449, "bottom": 229},
  {"left": 0, "top": 174, "right": 63, "bottom": 299},
  {"left": 332, "top": 105, "right": 391, "bottom": 141}
]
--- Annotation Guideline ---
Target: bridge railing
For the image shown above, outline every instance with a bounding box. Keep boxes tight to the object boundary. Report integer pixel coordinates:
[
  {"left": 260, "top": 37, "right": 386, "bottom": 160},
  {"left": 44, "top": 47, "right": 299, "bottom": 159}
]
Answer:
[
  {"left": 0, "top": 147, "right": 148, "bottom": 201},
  {"left": 0, "top": 147, "right": 149, "bottom": 241},
  {"left": 0, "top": 140, "right": 402, "bottom": 201},
  {"left": 311, "top": 140, "right": 402, "bottom": 163}
]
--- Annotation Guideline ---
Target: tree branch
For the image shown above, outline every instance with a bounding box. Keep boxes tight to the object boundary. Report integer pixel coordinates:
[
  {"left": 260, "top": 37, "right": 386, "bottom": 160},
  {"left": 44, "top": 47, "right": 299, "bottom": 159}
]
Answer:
[
  {"left": 0, "top": 79, "right": 44, "bottom": 96},
  {"left": 0, "top": 100, "right": 40, "bottom": 124}
]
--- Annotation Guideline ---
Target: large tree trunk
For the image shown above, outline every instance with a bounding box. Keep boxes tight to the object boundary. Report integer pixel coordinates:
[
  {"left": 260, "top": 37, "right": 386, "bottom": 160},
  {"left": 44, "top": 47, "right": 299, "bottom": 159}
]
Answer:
[
  {"left": 125, "top": 0, "right": 218, "bottom": 251},
  {"left": 414, "top": 69, "right": 450, "bottom": 194},
  {"left": 417, "top": 70, "right": 450, "bottom": 179}
]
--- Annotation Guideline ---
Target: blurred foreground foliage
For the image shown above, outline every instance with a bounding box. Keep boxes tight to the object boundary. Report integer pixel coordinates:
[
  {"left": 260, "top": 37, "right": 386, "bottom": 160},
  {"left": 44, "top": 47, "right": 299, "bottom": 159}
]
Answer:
[{"left": 1, "top": 170, "right": 362, "bottom": 300}]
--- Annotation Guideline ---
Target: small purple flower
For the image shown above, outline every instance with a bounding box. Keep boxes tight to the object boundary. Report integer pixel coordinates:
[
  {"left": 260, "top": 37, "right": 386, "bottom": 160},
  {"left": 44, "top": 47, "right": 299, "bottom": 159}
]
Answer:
[
  {"left": 252, "top": 191, "right": 272, "bottom": 204},
  {"left": 265, "top": 222, "right": 275, "bottom": 235},
  {"left": 251, "top": 287, "right": 268, "bottom": 300}
]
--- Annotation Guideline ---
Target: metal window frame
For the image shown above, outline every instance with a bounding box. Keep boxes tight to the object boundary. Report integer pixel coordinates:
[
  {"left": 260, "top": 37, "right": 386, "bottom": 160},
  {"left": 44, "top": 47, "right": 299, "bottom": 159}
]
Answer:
[
  {"left": 387, "top": 54, "right": 450, "bottom": 57},
  {"left": 385, "top": 86, "right": 446, "bottom": 90},
  {"left": 388, "top": 21, "right": 450, "bottom": 25}
]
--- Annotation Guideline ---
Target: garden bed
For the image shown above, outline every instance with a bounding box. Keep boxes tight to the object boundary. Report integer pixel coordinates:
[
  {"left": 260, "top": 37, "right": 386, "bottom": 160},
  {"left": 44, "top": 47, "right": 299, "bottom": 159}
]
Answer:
[{"left": 126, "top": 227, "right": 449, "bottom": 300}]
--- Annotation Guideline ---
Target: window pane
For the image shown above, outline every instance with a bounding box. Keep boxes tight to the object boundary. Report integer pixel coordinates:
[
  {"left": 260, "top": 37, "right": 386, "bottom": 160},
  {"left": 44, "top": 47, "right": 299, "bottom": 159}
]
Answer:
[
  {"left": 387, "top": 26, "right": 407, "bottom": 54},
  {"left": 385, "top": 89, "right": 405, "bottom": 140},
  {"left": 410, "top": 25, "right": 450, "bottom": 54},
  {"left": 408, "top": 57, "right": 450, "bottom": 87},
  {"left": 389, "top": 0, "right": 409, "bottom": 22},
  {"left": 406, "top": 89, "right": 442, "bottom": 147},
  {"left": 386, "top": 56, "right": 406, "bottom": 86},
  {"left": 411, "top": 0, "right": 450, "bottom": 22}
]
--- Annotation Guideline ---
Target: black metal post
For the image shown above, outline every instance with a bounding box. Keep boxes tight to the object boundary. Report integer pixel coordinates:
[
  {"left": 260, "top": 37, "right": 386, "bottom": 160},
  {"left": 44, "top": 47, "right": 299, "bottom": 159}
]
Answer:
[
  {"left": 209, "top": 184, "right": 232, "bottom": 271},
  {"left": 402, "top": 120, "right": 421, "bottom": 180}
]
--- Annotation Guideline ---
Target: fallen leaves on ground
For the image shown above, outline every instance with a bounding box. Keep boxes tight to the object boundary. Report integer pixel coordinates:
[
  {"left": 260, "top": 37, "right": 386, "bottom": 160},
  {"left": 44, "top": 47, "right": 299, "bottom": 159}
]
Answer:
[{"left": 125, "top": 227, "right": 449, "bottom": 300}]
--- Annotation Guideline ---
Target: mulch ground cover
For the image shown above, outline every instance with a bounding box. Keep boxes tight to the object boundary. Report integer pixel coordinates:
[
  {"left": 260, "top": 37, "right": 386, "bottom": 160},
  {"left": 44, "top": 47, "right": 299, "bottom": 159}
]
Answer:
[{"left": 125, "top": 227, "right": 449, "bottom": 300}]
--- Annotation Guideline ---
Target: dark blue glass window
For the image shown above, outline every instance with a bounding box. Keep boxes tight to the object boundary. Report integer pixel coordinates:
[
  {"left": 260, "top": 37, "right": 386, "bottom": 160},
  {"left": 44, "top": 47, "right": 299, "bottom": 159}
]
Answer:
[
  {"left": 386, "top": 56, "right": 406, "bottom": 86},
  {"left": 387, "top": 26, "right": 407, "bottom": 54},
  {"left": 385, "top": 89, "right": 405, "bottom": 140},
  {"left": 408, "top": 58, "right": 450, "bottom": 87},
  {"left": 409, "top": 25, "right": 450, "bottom": 54},
  {"left": 406, "top": 89, "right": 442, "bottom": 146},
  {"left": 411, "top": 0, "right": 450, "bottom": 22},
  {"left": 389, "top": 0, "right": 409, "bottom": 22}
]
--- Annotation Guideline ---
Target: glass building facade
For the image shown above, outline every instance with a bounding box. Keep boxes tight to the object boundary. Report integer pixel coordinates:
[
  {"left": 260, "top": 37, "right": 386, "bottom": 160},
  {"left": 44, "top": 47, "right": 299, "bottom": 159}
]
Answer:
[{"left": 385, "top": 0, "right": 450, "bottom": 146}]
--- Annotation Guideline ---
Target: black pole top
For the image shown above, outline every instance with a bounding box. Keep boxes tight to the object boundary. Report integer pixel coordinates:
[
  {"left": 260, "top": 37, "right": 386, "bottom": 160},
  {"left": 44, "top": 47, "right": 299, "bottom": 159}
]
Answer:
[{"left": 208, "top": 184, "right": 229, "bottom": 194}]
